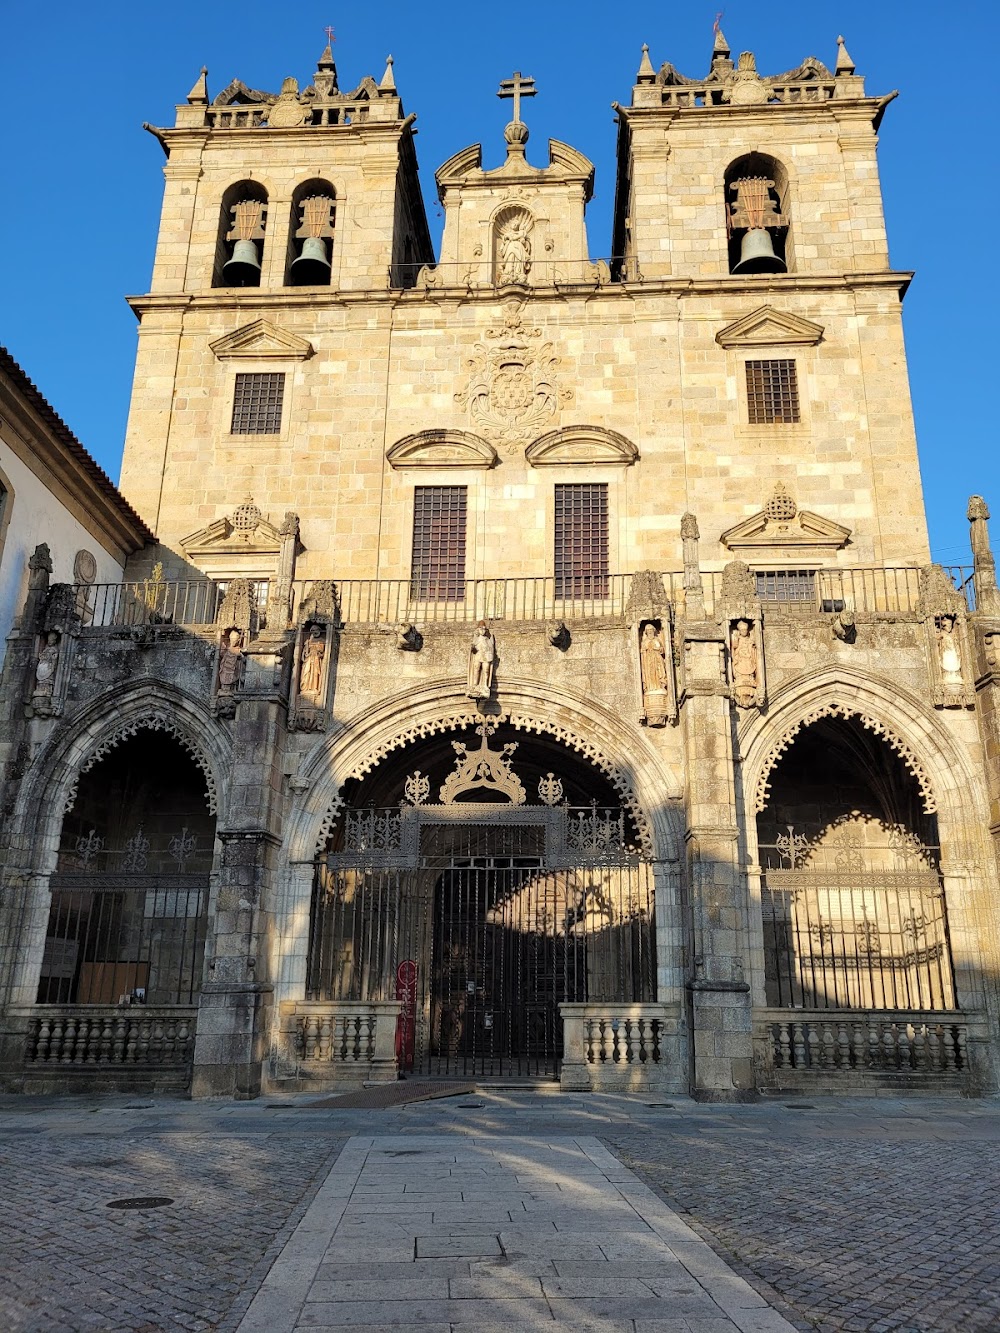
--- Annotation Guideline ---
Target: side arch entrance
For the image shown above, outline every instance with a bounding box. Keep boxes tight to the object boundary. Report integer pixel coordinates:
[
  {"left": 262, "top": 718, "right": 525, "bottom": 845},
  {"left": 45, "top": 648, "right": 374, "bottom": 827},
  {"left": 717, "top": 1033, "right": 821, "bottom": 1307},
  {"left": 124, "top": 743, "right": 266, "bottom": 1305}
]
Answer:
[{"left": 301, "top": 720, "right": 663, "bottom": 1082}]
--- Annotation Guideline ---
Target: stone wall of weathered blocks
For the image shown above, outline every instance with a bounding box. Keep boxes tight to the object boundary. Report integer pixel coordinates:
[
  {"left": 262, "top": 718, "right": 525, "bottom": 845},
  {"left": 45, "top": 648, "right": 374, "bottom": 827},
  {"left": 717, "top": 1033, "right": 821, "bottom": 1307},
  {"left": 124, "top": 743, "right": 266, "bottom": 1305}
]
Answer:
[{"left": 119, "top": 280, "right": 928, "bottom": 583}]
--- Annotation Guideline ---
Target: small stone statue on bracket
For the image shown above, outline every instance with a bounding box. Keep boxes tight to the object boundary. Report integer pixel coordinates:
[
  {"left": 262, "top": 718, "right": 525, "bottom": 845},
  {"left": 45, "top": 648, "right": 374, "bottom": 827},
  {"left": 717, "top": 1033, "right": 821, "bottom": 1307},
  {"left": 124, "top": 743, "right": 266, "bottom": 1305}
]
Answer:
[
  {"left": 936, "top": 614, "right": 964, "bottom": 688},
  {"left": 730, "top": 619, "right": 759, "bottom": 708},
  {"left": 31, "top": 631, "right": 61, "bottom": 712},
  {"left": 298, "top": 624, "right": 326, "bottom": 702},
  {"left": 467, "top": 621, "right": 496, "bottom": 700},
  {"left": 218, "top": 629, "right": 243, "bottom": 694}
]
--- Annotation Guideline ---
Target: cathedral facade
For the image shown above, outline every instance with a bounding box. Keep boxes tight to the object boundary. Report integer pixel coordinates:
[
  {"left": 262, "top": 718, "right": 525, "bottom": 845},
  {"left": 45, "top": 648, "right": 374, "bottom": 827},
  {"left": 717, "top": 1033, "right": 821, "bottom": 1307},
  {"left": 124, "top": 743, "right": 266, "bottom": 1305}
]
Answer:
[{"left": 2, "top": 32, "right": 999, "bottom": 1100}]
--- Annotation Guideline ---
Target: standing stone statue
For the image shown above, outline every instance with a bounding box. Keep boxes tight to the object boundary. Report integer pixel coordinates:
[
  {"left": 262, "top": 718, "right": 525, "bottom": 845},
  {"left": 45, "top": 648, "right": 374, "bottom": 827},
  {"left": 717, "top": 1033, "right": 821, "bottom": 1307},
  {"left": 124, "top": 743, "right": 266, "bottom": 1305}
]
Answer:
[
  {"left": 218, "top": 629, "right": 243, "bottom": 692},
  {"left": 298, "top": 624, "right": 326, "bottom": 701},
  {"left": 467, "top": 621, "right": 496, "bottom": 700},
  {"left": 640, "top": 623, "right": 668, "bottom": 692},
  {"left": 730, "top": 619, "right": 759, "bottom": 708},
  {"left": 497, "top": 214, "right": 532, "bottom": 285},
  {"left": 639, "top": 621, "right": 672, "bottom": 727},
  {"left": 33, "top": 631, "right": 61, "bottom": 699},
  {"left": 937, "top": 615, "right": 963, "bottom": 687}
]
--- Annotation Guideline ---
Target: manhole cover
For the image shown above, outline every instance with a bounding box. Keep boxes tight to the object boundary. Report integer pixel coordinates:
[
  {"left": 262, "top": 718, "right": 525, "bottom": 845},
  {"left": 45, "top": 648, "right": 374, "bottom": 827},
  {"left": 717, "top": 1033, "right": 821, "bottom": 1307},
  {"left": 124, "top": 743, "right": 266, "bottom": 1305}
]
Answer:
[{"left": 107, "top": 1196, "right": 174, "bottom": 1210}]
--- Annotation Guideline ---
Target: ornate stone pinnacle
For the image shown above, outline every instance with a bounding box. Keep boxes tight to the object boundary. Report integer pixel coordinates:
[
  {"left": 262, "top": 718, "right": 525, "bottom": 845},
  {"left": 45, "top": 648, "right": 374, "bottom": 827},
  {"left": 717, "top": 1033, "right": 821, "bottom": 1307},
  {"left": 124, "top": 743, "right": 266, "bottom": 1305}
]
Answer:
[{"left": 637, "top": 44, "right": 656, "bottom": 84}]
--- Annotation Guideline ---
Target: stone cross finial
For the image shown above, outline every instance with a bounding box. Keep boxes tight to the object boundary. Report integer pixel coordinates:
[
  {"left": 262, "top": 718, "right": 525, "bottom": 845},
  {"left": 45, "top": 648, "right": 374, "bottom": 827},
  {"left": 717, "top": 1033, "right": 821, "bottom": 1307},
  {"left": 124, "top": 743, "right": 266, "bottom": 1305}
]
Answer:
[{"left": 497, "top": 71, "right": 537, "bottom": 126}]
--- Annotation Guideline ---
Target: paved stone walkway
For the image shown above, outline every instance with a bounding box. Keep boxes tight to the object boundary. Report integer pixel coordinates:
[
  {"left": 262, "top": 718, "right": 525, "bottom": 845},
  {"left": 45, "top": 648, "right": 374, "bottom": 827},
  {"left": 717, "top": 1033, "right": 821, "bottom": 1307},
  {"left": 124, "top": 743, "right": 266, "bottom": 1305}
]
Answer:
[
  {"left": 237, "top": 1133, "right": 795, "bottom": 1333},
  {"left": 0, "top": 1090, "right": 997, "bottom": 1332}
]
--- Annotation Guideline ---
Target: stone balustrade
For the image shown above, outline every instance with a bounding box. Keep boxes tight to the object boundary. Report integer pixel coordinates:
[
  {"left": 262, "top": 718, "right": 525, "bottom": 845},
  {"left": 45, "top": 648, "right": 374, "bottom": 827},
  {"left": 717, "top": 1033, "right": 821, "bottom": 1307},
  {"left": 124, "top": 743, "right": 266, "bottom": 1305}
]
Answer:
[
  {"left": 24, "top": 1007, "right": 196, "bottom": 1068},
  {"left": 283, "top": 1000, "right": 402, "bottom": 1085},
  {"left": 757, "top": 1009, "right": 968, "bottom": 1082},
  {"left": 559, "top": 1002, "right": 678, "bottom": 1091}
]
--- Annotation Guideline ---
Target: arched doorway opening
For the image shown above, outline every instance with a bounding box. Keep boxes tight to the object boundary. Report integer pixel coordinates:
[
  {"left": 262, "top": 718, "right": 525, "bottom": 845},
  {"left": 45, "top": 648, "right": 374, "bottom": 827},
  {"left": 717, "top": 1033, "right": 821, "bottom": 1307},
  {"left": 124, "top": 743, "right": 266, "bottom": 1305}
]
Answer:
[
  {"left": 755, "top": 714, "right": 964, "bottom": 1077},
  {"left": 308, "top": 721, "right": 655, "bottom": 1079},
  {"left": 28, "top": 734, "right": 216, "bottom": 1071}
]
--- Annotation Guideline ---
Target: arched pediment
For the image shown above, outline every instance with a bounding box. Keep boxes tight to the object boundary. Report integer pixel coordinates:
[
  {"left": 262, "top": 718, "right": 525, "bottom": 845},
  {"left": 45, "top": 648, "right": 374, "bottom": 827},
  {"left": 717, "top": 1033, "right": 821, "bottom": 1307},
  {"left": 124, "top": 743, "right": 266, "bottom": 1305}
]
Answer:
[
  {"left": 525, "top": 426, "right": 638, "bottom": 468},
  {"left": 386, "top": 430, "right": 498, "bottom": 470}
]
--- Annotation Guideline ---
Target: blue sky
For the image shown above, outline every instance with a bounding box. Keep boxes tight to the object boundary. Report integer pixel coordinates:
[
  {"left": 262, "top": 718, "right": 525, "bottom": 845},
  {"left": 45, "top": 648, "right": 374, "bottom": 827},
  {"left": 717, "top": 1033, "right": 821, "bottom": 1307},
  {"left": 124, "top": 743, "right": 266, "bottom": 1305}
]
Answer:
[{"left": 0, "top": 1, "right": 995, "bottom": 563}]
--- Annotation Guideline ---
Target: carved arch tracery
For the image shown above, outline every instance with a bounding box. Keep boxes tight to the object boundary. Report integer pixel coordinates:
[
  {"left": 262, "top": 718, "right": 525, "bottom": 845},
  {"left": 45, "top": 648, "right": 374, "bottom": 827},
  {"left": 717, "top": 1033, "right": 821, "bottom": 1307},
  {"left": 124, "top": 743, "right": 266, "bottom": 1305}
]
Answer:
[
  {"left": 313, "top": 710, "right": 654, "bottom": 858},
  {"left": 754, "top": 702, "right": 936, "bottom": 816},
  {"left": 65, "top": 713, "right": 219, "bottom": 817}
]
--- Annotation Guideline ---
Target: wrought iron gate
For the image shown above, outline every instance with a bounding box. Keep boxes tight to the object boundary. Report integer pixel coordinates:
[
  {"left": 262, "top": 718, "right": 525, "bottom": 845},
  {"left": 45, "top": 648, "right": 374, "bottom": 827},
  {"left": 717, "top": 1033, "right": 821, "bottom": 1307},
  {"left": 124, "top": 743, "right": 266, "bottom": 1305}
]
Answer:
[{"left": 308, "top": 806, "right": 655, "bottom": 1078}]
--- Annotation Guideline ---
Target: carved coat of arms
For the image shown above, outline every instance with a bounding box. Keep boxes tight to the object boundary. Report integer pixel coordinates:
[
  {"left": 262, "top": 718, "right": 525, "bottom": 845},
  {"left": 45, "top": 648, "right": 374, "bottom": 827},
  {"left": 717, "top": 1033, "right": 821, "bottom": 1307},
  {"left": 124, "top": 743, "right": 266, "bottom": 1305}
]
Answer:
[{"left": 455, "top": 300, "right": 571, "bottom": 451}]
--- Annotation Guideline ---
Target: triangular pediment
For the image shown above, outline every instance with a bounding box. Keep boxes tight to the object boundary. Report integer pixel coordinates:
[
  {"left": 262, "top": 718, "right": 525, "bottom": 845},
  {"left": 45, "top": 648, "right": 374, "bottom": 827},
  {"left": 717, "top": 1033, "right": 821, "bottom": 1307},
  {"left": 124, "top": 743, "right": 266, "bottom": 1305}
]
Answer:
[
  {"left": 526, "top": 426, "right": 638, "bottom": 468},
  {"left": 210, "top": 319, "right": 314, "bottom": 361},
  {"left": 721, "top": 486, "right": 851, "bottom": 551},
  {"left": 386, "top": 430, "right": 498, "bottom": 469},
  {"left": 181, "top": 510, "right": 283, "bottom": 559},
  {"left": 716, "top": 306, "right": 824, "bottom": 349}
]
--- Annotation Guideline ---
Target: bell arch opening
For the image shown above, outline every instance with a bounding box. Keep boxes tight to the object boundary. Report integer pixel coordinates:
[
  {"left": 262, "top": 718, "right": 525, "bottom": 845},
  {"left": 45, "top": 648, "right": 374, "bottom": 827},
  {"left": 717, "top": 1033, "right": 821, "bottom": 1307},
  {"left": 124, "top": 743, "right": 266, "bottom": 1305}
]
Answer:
[
  {"left": 38, "top": 733, "right": 216, "bottom": 1011},
  {"left": 724, "top": 151, "right": 791, "bottom": 274},
  {"left": 307, "top": 722, "right": 656, "bottom": 1079},
  {"left": 756, "top": 714, "right": 956, "bottom": 1015}
]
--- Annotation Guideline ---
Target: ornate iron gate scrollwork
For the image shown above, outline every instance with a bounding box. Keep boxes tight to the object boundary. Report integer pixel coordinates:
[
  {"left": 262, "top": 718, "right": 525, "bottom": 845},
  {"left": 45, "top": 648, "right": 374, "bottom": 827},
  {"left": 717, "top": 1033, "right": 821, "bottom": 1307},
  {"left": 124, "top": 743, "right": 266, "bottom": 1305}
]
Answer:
[{"left": 308, "top": 803, "right": 655, "bottom": 1078}]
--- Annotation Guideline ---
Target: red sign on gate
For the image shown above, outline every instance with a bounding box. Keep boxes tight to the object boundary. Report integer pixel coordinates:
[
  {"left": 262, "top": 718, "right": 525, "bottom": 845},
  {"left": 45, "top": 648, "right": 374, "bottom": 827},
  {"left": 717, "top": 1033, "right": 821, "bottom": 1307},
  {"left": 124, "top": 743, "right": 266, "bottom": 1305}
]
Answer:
[{"left": 395, "top": 959, "right": 418, "bottom": 1071}]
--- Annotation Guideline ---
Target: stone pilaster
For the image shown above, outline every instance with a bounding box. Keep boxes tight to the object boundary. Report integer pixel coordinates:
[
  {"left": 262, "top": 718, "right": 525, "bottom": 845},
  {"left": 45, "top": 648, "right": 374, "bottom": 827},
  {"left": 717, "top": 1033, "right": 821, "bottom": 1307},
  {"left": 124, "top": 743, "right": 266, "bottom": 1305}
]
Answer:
[
  {"left": 680, "top": 621, "right": 754, "bottom": 1101},
  {"left": 192, "top": 637, "right": 290, "bottom": 1098}
]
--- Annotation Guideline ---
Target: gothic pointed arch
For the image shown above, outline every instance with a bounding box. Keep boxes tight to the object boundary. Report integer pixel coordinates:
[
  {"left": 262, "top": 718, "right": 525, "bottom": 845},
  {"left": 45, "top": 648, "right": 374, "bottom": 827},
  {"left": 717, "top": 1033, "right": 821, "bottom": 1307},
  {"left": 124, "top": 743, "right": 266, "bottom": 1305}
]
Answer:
[
  {"left": 740, "top": 668, "right": 990, "bottom": 848},
  {"left": 8, "top": 684, "right": 232, "bottom": 871},
  {"left": 284, "top": 678, "right": 683, "bottom": 865}
]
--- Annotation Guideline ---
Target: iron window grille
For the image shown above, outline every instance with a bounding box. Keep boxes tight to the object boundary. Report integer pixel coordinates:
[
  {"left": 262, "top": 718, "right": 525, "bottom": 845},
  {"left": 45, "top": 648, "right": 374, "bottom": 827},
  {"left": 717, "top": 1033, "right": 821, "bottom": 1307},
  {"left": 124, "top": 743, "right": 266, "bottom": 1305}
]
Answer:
[
  {"left": 230, "top": 372, "right": 285, "bottom": 434},
  {"left": 746, "top": 358, "right": 800, "bottom": 424},
  {"left": 411, "top": 486, "right": 467, "bottom": 601},
  {"left": 754, "top": 569, "right": 817, "bottom": 603},
  {"left": 554, "top": 483, "right": 609, "bottom": 599}
]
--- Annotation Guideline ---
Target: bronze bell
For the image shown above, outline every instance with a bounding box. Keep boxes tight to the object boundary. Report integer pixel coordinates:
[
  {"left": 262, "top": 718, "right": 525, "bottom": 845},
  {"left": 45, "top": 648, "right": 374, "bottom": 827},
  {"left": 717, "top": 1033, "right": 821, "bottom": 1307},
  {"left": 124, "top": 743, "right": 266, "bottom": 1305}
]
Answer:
[
  {"left": 222, "top": 239, "right": 262, "bottom": 286},
  {"left": 733, "top": 228, "right": 786, "bottom": 275},
  {"left": 290, "top": 236, "right": 331, "bottom": 286}
]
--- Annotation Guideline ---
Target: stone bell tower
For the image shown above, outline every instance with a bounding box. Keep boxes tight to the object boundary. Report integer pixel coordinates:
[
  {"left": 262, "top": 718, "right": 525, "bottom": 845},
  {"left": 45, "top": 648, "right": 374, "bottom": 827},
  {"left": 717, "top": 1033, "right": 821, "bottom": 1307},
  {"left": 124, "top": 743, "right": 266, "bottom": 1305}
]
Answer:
[{"left": 119, "top": 43, "right": 433, "bottom": 538}]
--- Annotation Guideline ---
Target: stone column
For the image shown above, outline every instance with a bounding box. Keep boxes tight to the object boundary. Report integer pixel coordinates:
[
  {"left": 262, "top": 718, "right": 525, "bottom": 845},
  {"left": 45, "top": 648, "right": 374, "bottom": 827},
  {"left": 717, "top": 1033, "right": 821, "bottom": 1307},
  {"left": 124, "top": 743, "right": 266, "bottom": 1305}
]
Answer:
[
  {"left": 192, "top": 637, "right": 290, "bottom": 1099},
  {"left": 680, "top": 623, "right": 755, "bottom": 1101}
]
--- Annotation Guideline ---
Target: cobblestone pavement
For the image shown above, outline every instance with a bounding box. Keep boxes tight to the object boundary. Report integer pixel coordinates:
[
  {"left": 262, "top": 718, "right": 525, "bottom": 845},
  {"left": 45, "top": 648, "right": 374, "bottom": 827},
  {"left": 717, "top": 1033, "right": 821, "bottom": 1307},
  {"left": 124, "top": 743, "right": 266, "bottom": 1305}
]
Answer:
[
  {"left": 0, "top": 1107, "right": 347, "bottom": 1333},
  {"left": 0, "top": 1091, "right": 997, "bottom": 1332},
  {"left": 607, "top": 1107, "right": 1000, "bottom": 1333}
]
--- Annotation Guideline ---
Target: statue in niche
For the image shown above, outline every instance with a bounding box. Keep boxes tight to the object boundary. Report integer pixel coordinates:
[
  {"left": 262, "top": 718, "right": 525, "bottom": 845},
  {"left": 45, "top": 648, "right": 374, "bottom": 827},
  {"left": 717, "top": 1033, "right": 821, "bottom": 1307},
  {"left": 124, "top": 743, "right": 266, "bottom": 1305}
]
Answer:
[
  {"left": 298, "top": 624, "right": 326, "bottom": 702},
  {"left": 496, "top": 212, "right": 532, "bottom": 285},
  {"left": 730, "top": 619, "right": 759, "bottom": 708},
  {"left": 640, "top": 623, "right": 668, "bottom": 692},
  {"left": 639, "top": 621, "right": 671, "bottom": 727},
  {"left": 467, "top": 621, "right": 496, "bottom": 700},
  {"left": 218, "top": 629, "right": 243, "bottom": 693},
  {"left": 32, "top": 631, "right": 61, "bottom": 700},
  {"left": 936, "top": 615, "right": 964, "bottom": 687}
]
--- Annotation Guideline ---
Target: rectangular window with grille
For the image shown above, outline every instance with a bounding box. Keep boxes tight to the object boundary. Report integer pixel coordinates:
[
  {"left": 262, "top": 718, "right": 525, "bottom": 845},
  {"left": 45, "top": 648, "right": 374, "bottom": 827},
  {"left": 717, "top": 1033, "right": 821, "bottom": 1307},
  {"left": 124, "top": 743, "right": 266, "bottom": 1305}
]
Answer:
[
  {"left": 745, "top": 358, "right": 800, "bottom": 424},
  {"left": 230, "top": 372, "right": 285, "bottom": 434},
  {"left": 754, "top": 569, "right": 816, "bottom": 603},
  {"left": 554, "top": 483, "right": 609, "bottom": 599},
  {"left": 411, "top": 486, "right": 467, "bottom": 601}
]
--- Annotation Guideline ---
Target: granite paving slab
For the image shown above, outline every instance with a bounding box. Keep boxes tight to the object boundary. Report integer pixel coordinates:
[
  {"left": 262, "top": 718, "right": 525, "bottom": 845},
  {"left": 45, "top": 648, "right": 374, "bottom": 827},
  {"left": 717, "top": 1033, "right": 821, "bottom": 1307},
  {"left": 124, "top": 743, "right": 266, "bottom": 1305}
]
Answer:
[{"left": 235, "top": 1135, "right": 796, "bottom": 1333}]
